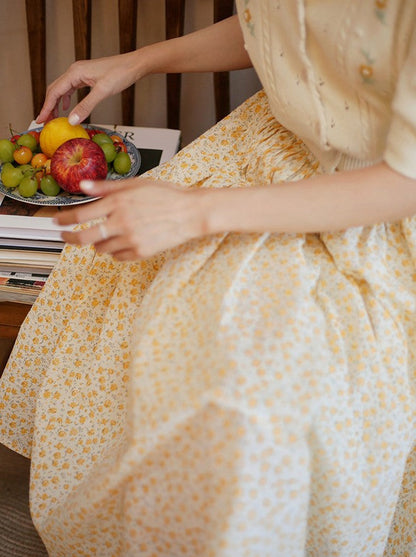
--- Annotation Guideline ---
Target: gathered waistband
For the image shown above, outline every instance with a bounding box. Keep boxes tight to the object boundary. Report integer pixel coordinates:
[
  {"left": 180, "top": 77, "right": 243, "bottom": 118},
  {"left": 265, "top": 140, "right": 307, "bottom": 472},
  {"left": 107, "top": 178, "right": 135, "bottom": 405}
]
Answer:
[{"left": 335, "top": 152, "right": 383, "bottom": 172}]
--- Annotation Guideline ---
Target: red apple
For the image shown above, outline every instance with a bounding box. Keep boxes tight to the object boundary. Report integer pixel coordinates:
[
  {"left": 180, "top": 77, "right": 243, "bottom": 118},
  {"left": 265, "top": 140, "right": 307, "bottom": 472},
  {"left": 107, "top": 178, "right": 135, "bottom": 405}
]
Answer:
[{"left": 51, "top": 138, "right": 107, "bottom": 194}]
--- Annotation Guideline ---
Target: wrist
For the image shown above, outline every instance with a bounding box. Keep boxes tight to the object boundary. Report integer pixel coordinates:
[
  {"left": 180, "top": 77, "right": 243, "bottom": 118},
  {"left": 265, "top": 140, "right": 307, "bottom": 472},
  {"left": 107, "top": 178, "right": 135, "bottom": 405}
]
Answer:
[
  {"left": 136, "top": 40, "right": 179, "bottom": 78},
  {"left": 128, "top": 48, "right": 153, "bottom": 81},
  {"left": 197, "top": 187, "right": 256, "bottom": 236}
]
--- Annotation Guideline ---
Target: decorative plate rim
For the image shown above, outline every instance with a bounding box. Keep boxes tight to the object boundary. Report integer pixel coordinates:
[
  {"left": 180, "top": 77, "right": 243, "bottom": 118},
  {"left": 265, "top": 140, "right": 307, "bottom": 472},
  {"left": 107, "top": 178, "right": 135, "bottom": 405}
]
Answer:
[{"left": 0, "top": 126, "right": 141, "bottom": 206}]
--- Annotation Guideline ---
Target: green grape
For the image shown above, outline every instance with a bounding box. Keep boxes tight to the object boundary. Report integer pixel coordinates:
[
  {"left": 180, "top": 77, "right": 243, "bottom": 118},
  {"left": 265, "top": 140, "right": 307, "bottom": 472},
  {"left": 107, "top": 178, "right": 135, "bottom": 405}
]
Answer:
[
  {"left": 92, "top": 133, "right": 113, "bottom": 147},
  {"left": 0, "top": 139, "right": 16, "bottom": 163},
  {"left": 113, "top": 152, "right": 131, "bottom": 175},
  {"left": 19, "top": 164, "right": 36, "bottom": 176},
  {"left": 101, "top": 142, "right": 117, "bottom": 163},
  {"left": 18, "top": 175, "right": 38, "bottom": 197},
  {"left": 1, "top": 163, "right": 24, "bottom": 188},
  {"left": 40, "top": 175, "right": 60, "bottom": 196},
  {"left": 17, "top": 133, "right": 38, "bottom": 152}
]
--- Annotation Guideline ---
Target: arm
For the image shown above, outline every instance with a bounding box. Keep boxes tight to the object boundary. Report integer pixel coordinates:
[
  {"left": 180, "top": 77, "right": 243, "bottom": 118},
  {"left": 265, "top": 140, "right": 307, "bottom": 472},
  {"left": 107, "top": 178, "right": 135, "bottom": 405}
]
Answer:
[
  {"left": 54, "top": 162, "right": 416, "bottom": 261},
  {"left": 37, "top": 15, "right": 251, "bottom": 125},
  {"left": 207, "top": 162, "right": 416, "bottom": 235},
  {"left": 142, "top": 14, "right": 251, "bottom": 75}
]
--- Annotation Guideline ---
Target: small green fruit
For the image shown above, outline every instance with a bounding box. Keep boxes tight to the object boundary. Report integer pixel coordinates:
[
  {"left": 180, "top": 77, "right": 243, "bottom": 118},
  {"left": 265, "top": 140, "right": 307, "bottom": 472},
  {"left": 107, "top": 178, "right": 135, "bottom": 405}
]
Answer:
[
  {"left": 17, "top": 133, "right": 37, "bottom": 152},
  {"left": 40, "top": 175, "right": 60, "bottom": 196},
  {"left": 18, "top": 175, "right": 38, "bottom": 197},
  {"left": 1, "top": 163, "right": 24, "bottom": 188},
  {"left": 101, "top": 142, "right": 117, "bottom": 163},
  {"left": 92, "top": 133, "right": 113, "bottom": 147},
  {"left": 113, "top": 152, "right": 131, "bottom": 175},
  {"left": 0, "top": 139, "right": 16, "bottom": 163}
]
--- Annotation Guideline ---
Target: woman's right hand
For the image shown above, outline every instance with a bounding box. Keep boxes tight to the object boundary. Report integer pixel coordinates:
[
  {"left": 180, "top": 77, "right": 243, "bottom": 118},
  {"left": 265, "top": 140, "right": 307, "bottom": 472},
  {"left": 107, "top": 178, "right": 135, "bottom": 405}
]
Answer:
[
  {"left": 36, "top": 50, "right": 143, "bottom": 125},
  {"left": 36, "top": 15, "right": 250, "bottom": 126}
]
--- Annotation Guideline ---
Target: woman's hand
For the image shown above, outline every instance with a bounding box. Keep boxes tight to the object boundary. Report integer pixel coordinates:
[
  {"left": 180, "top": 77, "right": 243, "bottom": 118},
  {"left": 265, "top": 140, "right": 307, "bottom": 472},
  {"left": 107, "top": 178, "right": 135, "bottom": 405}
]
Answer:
[
  {"left": 54, "top": 178, "right": 210, "bottom": 260},
  {"left": 36, "top": 51, "right": 142, "bottom": 125},
  {"left": 36, "top": 15, "right": 250, "bottom": 125}
]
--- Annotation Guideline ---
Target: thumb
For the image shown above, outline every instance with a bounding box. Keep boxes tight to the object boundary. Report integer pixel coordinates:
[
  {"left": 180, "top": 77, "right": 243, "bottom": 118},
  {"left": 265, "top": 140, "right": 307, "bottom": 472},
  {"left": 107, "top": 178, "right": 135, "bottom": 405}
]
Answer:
[
  {"left": 80, "top": 178, "right": 134, "bottom": 197},
  {"left": 67, "top": 86, "right": 108, "bottom": 125}
]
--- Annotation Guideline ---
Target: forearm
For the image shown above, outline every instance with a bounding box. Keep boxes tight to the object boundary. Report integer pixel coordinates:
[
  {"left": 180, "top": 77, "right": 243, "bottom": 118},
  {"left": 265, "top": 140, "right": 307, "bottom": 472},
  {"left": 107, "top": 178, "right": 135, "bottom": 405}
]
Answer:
[
  {"left": 205, "top": 162, "right": 416, "bottom": 234},
  {"left": 135, "top": 15, "right": 252, "bottom": 79}
]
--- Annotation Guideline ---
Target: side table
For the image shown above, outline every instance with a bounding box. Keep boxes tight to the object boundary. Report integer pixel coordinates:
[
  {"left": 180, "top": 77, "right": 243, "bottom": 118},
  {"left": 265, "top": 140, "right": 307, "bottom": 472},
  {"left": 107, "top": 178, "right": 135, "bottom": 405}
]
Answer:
[{"left": 0, "top": 302, "right": 31, "bottom": 375}]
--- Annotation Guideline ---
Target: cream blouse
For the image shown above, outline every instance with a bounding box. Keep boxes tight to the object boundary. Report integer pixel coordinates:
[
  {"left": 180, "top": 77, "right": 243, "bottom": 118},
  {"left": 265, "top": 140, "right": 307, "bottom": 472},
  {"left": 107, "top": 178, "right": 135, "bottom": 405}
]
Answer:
[{"left": 236, "top": 0, "right": 416, "bottom": 178}]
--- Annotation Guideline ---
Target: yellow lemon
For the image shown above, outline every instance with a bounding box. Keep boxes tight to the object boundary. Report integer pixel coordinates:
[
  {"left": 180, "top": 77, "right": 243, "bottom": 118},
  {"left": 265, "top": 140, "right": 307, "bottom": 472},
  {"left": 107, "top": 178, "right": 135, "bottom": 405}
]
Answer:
[{"left": 39, "top": 117, "right": 89, "bottom": 158}]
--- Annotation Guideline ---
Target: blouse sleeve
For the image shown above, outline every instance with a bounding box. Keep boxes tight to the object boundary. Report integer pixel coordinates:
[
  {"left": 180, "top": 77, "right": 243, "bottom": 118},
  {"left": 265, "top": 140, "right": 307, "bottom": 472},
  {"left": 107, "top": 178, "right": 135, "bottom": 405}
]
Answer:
[{"left": 384, "top": 26, "right": 416, "bottom": 179}]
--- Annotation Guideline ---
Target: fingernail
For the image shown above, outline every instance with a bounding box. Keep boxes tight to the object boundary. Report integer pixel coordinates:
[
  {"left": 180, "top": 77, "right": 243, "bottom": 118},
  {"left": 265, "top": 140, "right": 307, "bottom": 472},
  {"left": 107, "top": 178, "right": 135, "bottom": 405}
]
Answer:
[
  {"left": 80, "top": 180, "right": 94, "bottom": 192},
  {"left": 68, "top": 113, "right": 80, "bottom": 126}
]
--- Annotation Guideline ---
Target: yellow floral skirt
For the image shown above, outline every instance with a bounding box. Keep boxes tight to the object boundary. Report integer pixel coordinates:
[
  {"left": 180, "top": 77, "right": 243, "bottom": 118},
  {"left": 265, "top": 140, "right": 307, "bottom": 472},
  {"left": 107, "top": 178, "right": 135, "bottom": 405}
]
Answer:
[{"left": 1, "top": 91, "right": 415, "bottom": 557}]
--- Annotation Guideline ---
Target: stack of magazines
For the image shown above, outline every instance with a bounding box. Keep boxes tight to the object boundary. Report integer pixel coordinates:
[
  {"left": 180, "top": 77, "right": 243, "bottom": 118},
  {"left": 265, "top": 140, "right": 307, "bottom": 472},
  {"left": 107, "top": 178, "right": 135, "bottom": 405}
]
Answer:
[
  {"left": 0, "top": 124, "right": 181, "bottom": 305},
  {"left": 0, "top": 194, "right": 67, "bottom": 303}
]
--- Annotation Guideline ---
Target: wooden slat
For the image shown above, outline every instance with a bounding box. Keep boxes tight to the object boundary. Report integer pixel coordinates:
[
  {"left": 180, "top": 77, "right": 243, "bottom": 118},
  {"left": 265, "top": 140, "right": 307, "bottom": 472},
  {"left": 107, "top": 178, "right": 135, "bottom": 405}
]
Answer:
[
  {"left": 0, "top": 302, "right": 31, "bottom": 339},
  {"left": 118, "top": 0, "right": 138, "bottom": 125},
  {"left": 25, "top": 0, "right": 46, "bottom": 118},
  {"left": 0, "top": 338, "right": 16, "bottom": 376},
  {"left": 213, "top": 0, "right": 234, "bottom": 122},
  {"left": 0, "top": 302, "right": 31, "bottom": 375},
  {"left": 165, "top": 0, "right": 186, "bottom": 130},
  {"left": 72, "top": 0, "right": 92, "bottom": 121},
  {"left": 0, "top": 302, "right": 31, "bottom": 328}
]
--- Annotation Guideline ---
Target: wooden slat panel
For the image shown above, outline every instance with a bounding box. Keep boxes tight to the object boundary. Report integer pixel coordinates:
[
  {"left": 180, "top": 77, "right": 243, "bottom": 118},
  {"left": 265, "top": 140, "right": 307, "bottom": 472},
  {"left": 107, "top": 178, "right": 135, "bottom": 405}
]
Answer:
[
  {"left": 213, "top": 0, "right": 234, "bottom": 122},
  {"left": 0, "top": 302, "right": 31, "bottom": 375},
  {"left": 165, "top": 0, "right": 186, "bottom": 130},
  {"left": 72, "top": 0, "right": 92, "bottom": 121},
  {"left": 0, "top": 302, "right": 31, "bottom": 328},
  {"left": 0, "top": 338, "right": 16, "bottom": 375},
  {"left": 25, "top": 0, "right": 46, "bottom": 118},
  {"left": 118, "top": 0, "right": 138, "bottom": 125},
  {"left": 0, "top": 302, "right": 31, "bottom": 340}
]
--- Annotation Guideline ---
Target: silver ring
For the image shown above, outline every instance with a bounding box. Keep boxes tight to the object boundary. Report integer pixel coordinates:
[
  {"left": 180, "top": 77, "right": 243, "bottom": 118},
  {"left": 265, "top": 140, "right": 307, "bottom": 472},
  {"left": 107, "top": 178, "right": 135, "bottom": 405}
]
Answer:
[{"left": 98, "top": 222, "right": 108, "bottom": 240}]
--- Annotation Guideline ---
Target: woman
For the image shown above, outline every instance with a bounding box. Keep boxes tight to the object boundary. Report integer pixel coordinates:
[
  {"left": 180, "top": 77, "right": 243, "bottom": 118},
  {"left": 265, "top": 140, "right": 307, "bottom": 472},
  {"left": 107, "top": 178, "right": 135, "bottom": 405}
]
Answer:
[{"left": 1, "top": 2, "right": 416, "bottom": 555}]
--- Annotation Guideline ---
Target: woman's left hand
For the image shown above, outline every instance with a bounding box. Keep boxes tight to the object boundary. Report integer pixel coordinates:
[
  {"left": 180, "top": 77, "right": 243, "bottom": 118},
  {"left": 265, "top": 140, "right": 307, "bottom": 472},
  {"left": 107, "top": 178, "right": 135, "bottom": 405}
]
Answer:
[{"left": 54, "top": 178, "right": 209, "bottom": 260}]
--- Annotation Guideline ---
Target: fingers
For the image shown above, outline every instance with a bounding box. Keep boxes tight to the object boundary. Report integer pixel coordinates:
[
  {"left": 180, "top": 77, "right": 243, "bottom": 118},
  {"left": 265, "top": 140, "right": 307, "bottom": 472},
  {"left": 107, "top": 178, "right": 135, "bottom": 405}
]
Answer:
[
  {"left": 61, "top": 93, "right": 73, "bottom": 112},
  {"left": 36, "top": 76, "right": 73, "bottom": 123},
  {"left": 35, "top": 61, "right": 100, "bottom": 124},
  {"left": 36, "top": 101, "right": 59, "bottom": 124},
  {"left": 61, "top": 220, "right": 114, "bottom": 246},
  {"left": 54, "top": 179, "right": 197, "bottom": 261},
  {"left": 39, "top": 85, "right": 107, "bottom": 126},
  {"left": 60, "top": 221, "right": 146, "bottom": 260},
  {"left": 80, "top": 178, "right": 136, "bottom": 198},
  {"left": 54, "top": 179, "right": 140, "bottom": 227},
  {"left": 66, "top": 84, "right": 111, "bottom": 126},
  {"left": 55, "top": 197, "right": 110, "bottom": 227},
  {"left": 35, "top": 54, "right": 134, "bottom": 123}
]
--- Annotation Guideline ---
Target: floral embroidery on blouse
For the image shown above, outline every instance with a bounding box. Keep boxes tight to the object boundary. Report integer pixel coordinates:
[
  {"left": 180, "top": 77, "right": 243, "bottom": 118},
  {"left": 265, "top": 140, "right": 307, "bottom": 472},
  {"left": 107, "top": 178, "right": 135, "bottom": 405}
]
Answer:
[
  {"left": 375, "top": 0, "right": 388, "bottom": 23},
  {"left": 359, "top": 3, "right": 389, "bottom": 84},
  {"left": 242, "top": 0, "right": 255, "bottom": 36},
  {"left": 359, "top": 49, "right": 375, "bottom": 84}
]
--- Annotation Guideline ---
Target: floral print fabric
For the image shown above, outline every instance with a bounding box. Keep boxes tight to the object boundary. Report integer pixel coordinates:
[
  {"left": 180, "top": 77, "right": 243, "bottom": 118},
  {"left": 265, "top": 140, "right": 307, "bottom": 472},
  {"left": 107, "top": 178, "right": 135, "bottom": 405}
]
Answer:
[{"left": 0, "top": 90, "right": 415, "bottom": 556}]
